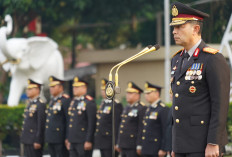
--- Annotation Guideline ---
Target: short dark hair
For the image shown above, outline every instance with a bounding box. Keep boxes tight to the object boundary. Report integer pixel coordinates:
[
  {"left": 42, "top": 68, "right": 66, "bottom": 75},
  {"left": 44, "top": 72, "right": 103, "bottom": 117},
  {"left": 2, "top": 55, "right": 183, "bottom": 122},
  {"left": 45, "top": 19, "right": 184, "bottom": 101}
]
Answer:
[{"left": 187, "top": 20, "right": 203, "bottom": 35}]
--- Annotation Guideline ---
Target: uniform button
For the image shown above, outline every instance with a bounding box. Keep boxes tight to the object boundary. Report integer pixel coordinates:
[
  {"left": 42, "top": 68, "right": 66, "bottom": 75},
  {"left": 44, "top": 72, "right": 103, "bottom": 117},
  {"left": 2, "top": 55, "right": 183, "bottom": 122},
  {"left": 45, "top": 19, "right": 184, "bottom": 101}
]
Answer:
[
  {"left": 48, "top": 113, "right": 51, "bottom": 116},
  {"left": 144, "top": 123, "right": 147, "bottom": 126},
  {"left": 96, "top": 122, "right": 100, "bottom": 126},
  {"left": 56, "top": 128, "right": 60, "bottom": 131},
  {"left": 106, "top": 132, "right": 109, "bottom": 135},
  {"left": 70, "top": 119, "right": 73, "bottom": 122},
  {"left": 22, "top": 128, "right": 24, "bottom": 131},
  {"left": 120, "top": 125, "right": 124, "bottom": 128},
  {"left": 81, "top": 128, "right": 85, "bottom": 131},
  {"left": 142, "top": 136, "right": 145, "bottom": 140},
  {"left": 130, "top": 134, "right": 134, "bottom": 138},
  {"left": 175, "top": 106, "right": 179, "bottom": 111},
  {"left": 176, "top": 119, "right": 180, "bottom": 123},
  {"left": 22, "top": 121, "right": 25, "bottom": 124},
  {"left": 69, "top": 124, "right": 72, "bottom": 128},
  {"left": 46, "top": 119, "right": 49, "bottom": 123},
  {"left": 30, "top": 129, "right": 33, "bottom": 133},
  {"left": 176, "top": 81, "right": 180, "bottom": 85},
  {"left": 201, "top": 121, "right": 204, "bottom": 124},
  {"left": 96, "top": 129, "right": 99, "bottom": 132},
  {"left": 122, "top": 120, "right": 125, "bottom": 123},
  {"left": 125, "top": 115, "right": 128, "bottom": 118},
  {"left": 120, "top": 130, "right": 123, "bottom": 134},
  {"left": 154, "top": 138, "right": 158, "bottom": 142},
  {"left": 46, "top": 125, "right": 48, "bottom": 128},
  {"left": 191, "top": 81, "right": 194, "bottom": 84},
  {"left": 143, "top": 129, "right": 146, "bottom": 133},
  {"left": 146, "top": 116, "right": 148, "bottom": 119},
  {"left": 45, "top": 110, "right": 48, "bottom": 114},
  {"left": 175, "top": 93, "right": 179, "bottom": 98}
]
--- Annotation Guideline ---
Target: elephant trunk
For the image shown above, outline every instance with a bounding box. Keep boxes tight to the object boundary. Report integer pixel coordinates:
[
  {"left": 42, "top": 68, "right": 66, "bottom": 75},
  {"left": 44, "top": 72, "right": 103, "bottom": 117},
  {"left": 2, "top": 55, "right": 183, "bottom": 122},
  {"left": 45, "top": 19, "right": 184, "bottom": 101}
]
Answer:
[{"left": 0, "top": 15, "right": 14, "bottom": 59}]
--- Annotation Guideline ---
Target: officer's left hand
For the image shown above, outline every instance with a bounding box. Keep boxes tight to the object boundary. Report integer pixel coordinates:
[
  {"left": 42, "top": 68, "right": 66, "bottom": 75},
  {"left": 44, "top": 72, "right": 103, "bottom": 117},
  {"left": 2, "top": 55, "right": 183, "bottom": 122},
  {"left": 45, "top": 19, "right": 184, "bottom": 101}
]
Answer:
[
  {"left": 33, "top": 143, "right": 41, "bottom": 149},
  {"left": 84, "top": 141, "right": 92, "bottom": 150},
  {"left": 205, "top": 144, "right": 219, "bottom": 157},
  {"left": 136, "top": 149, "right": 141, "bottom": 156},
  {"left": 158, "top": 150, "right": 167, "bottom": 157}
]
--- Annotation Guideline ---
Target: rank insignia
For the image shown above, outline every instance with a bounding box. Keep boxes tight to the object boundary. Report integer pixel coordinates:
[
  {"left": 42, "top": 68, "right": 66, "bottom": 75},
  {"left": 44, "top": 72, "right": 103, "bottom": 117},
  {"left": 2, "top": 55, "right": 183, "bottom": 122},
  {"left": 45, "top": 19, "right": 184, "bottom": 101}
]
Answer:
[{"left": 189, "top": 86, "right": 196, "bottom": 93}]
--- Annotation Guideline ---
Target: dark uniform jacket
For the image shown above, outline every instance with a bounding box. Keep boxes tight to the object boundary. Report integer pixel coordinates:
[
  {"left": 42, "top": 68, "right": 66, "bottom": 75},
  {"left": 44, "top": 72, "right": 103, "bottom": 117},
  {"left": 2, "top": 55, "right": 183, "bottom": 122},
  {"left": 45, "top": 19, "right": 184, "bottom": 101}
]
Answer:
[
  {"left": 94, "top": 99, "right": 123, "bottom": 149},
  {"left": 21, "top": 97, "right": 46, "bottom": 145},
  {"left": 117, "top": 101, "right": 147, "bottom": 149},
  {"left": 45, "top": 93, "right": 71, "bottom": 143},
  {"left": 171, "top": 40, "right": 230, "bottom": 153},
  {"left": 141, "top": 100, "right": 169, "bottom": 155},
  {"left": 68, "top": 95, "right": 97, "bottom": 143}
]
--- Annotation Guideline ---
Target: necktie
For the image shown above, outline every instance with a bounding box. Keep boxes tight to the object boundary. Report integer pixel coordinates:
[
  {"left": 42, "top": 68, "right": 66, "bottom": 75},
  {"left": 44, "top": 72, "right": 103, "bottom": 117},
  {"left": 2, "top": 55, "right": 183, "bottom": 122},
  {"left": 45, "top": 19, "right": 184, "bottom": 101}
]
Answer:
[{"left": 181, "top": 52, "right": 190, "bottom": 72}]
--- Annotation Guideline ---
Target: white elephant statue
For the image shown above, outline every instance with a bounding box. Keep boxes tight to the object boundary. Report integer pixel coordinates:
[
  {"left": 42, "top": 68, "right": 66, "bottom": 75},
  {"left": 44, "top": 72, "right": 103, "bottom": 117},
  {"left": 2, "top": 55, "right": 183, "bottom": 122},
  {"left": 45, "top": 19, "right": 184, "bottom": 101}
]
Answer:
[{"left": 0, "top": 15, "right": 64, "bottom": 106}]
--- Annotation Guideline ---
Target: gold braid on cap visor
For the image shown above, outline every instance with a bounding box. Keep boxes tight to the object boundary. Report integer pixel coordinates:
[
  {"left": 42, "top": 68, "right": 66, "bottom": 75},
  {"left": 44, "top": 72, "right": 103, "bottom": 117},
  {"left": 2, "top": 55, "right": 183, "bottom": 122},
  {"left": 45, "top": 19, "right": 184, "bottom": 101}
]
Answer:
[
  {"left": 72, "top": 82, "right": 86, "bottom": 87},
  {"left": 27, "top": 84, "right": 39, "bottom": 89},
  {"left": 126, "top": 88, "right": 140, "bottom": 93}
]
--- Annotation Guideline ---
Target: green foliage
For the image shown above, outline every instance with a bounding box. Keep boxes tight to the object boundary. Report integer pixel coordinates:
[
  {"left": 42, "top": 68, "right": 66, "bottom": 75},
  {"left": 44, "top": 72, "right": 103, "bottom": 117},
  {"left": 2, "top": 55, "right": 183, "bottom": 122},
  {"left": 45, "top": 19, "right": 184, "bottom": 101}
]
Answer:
[{"left": 0, "top": 105, "right": 25, "bottom": 141}]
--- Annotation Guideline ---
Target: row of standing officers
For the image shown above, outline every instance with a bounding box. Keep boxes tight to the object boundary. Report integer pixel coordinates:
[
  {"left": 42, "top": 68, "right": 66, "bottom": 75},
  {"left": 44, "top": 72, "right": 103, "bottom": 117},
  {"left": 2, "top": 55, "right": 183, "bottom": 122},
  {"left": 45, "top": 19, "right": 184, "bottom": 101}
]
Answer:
[{"left": 21, "top": 76, "right": 172, "bottom": 157}]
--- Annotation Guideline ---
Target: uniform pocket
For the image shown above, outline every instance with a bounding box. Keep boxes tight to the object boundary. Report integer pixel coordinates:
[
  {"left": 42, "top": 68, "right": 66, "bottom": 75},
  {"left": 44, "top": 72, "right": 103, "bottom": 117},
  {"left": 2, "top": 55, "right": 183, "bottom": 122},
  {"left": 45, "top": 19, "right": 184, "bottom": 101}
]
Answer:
[{"left": 190, "top": 115, "right": 209, "bottom": 126}]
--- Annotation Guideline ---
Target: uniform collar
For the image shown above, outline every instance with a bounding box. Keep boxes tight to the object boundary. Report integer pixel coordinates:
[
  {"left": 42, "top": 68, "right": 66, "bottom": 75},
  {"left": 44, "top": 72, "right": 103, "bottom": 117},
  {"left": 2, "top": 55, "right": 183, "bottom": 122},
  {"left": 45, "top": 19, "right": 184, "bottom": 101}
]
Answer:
[
  {"left": 186, "top": 39, "right": 202, "bottom": 60},
  {"left": 29, "top": 96, "right": 39, "bottom": 103},
  {"left": 104, "top": 99, "right": 112, "bottom": 103},
  {"left": 53, "top": 92, "right": 63, "bottom": 101},
  {"left": 75, "top": 95, "right": 85, "bottom": 101},
  {"left": 150, "top": 99, "right": 160, "bottom": 108},
  {"left": 130, "top": 101, "right": 139, "bottom": 107}
]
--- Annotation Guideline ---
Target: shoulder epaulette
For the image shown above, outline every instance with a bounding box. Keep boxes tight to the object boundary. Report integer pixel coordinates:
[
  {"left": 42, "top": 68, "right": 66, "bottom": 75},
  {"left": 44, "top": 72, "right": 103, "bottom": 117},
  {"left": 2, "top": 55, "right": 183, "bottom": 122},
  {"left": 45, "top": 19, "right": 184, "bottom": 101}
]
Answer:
[
  {"left": 115, "top": 99, "right": 120, "bottom": 103},
  {"left": 172, "top": 49, "right": 184, "bottom": 58},
  {"left": 203, "top": 47, "right": 219, "bottom": 54},
  {"left": 62, "top": 94, "right": 70, "bottom": 98},
  {"left": 85, "top": 95, "right": 93, "bottom": 101},
  {"left": 160, "top": 102, "right": 166, "bottom": 107},
  {"left": 39, "top": 99, "right": 44, "bottom": 103},
  {"left": 140, "top": 101, "right": 146, "bottom": 106}
]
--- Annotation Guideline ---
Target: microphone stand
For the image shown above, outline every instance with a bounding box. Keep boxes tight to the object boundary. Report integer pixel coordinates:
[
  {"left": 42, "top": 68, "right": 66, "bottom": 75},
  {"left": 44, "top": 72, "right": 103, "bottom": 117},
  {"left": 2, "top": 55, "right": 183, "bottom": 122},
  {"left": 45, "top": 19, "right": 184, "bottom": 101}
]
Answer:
[{"left": 105, "top": 44, "right": 160, "bottom": 157}]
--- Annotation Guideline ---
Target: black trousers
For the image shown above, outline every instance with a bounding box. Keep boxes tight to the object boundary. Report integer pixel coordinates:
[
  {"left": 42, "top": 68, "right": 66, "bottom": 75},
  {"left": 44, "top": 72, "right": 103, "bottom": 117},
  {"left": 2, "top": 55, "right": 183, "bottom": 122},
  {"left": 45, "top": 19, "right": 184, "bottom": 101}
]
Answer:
[
  {"left": 100, "top": 149, "right": 119, "bottom": 157},
  {"left": 142, "top": 155, "right": 158, "bottom": 157},
  {"left": 24, "top": 144, "right": 43, "bottom": 157},
  {"left": 121, "top": 148, "right": 139, "bottom": 157},
  {"left": 175, "top": 152, "right": 205, "bottom": 157},
  {"left": 69, "top": 143, "right": 92, "bottom": 157},
  {"left": 48, "top": 143, "right": 68, "bottom": 157}
]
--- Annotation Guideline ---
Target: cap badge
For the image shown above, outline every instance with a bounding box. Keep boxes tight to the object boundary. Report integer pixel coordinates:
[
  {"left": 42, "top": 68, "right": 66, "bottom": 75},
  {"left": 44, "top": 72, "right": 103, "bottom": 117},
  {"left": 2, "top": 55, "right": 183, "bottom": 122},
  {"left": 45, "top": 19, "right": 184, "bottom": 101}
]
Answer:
[
  {"left": 101, "top": 80, "right": 105, "bottom": 85},
  {"left": 28, "top": 80, "right": 30, "bottom": 84},
  {"left": 49, "top": 77, "right": 53, "bottom": 82},
  {"left": 74, "top": 77, "right": 79, "bottom": 82},
  {"left": 172, "top": 5, "right": 178, "bottom": 16},
  {"left": 128, "top": 82, "right": 132, "bottom": 88},
  {"left": 145, "top": 83, "right": 148, "bottom": 88}
]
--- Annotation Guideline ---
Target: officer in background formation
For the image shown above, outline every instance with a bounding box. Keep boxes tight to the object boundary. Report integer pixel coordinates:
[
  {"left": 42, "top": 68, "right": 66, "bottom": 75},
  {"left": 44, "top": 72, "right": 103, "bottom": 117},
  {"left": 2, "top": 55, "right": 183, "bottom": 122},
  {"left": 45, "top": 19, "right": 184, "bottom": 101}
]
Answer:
[
  {"left": 21, "top": 79, "right": 46, "bottom": 157},
  {"left": 116, "top": 82, "right": 147, "bottom": 157},
  {"left": 68, "top": 76, "right": 97, "bottom": 157},
  {"left": 141, "top": 82, "right": 170, "bottom": 157},
  {"left": 170, "top": 2, "right": 230, "bottom": 157},
  {"left": 94, "top": 79, "right": 123, "bottom": 157},
  {"left": 45, "top": 76, "right": 71, "bottom": 157}
]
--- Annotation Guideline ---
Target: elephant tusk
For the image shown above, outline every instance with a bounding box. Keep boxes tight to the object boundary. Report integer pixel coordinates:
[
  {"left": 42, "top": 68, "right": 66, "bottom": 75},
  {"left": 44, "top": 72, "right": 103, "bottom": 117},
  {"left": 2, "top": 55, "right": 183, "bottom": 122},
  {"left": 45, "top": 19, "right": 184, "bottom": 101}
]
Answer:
[
  {"left": 9, "top": 58, "right": 21, "bottom": 64},
  {"left": 0, "top": 59, "right": 9, "bottom": 66}
]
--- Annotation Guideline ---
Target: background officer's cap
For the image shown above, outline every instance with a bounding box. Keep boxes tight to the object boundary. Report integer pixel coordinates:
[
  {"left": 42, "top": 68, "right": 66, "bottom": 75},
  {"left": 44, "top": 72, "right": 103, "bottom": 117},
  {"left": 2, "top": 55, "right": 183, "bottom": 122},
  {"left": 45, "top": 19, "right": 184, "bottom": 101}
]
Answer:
[
  {"left": 72, "top": 76, "right": 88, "bottom": 87},
  {"left": 101, "top": 78, "right": 108, "bottom": 90},
  {"left": 27, "top": 79, "right": 42, "bottom": 89},
  {"left": 49, "top": 76, "right": 64, "bottom": 87},
  {"left": 144, "top": 82, "right": 162, "bottom": 94},
  {"left": 126, "top": 81, "right": 143, "bottom": 94},
  {"left": 170, "top": 1, "right": 209, "bottom": 26}
]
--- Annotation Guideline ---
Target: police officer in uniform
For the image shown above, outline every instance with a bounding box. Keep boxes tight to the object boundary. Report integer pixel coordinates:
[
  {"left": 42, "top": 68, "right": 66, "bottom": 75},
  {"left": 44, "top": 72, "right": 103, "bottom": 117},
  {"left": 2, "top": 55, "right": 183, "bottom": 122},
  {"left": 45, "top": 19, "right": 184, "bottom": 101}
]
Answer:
[
  {"left": 94, "top": 78, "right": 123, "bottom": 157},
  {"left": 68, "top": 76, "right": 97, "bottom": 157},
  {"left": 45, "top": 76, "right": 71, "bottom": 157},
  {"left": 170, "top": 2, "right": 230, "bottom": 157},
  {"left": 141, "top": 82, "right": 170, "bottom": 157},
  {"left": 21, "top": 79, "right": 46, "bottom": 157},
  {"left": 116, "top": 82, "right": 147, "bottom": 157}
]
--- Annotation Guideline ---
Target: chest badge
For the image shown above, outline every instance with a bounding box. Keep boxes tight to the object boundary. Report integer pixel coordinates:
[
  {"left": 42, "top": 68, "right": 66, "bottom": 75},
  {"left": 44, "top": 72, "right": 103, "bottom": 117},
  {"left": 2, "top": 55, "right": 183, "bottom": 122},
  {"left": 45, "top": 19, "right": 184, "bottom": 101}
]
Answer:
[
  {"left": 189, "top": 86, "right": 196, "bottom": 93},
  {"left": 149, "top": 112, "right": 158, "bottom": 120}
]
